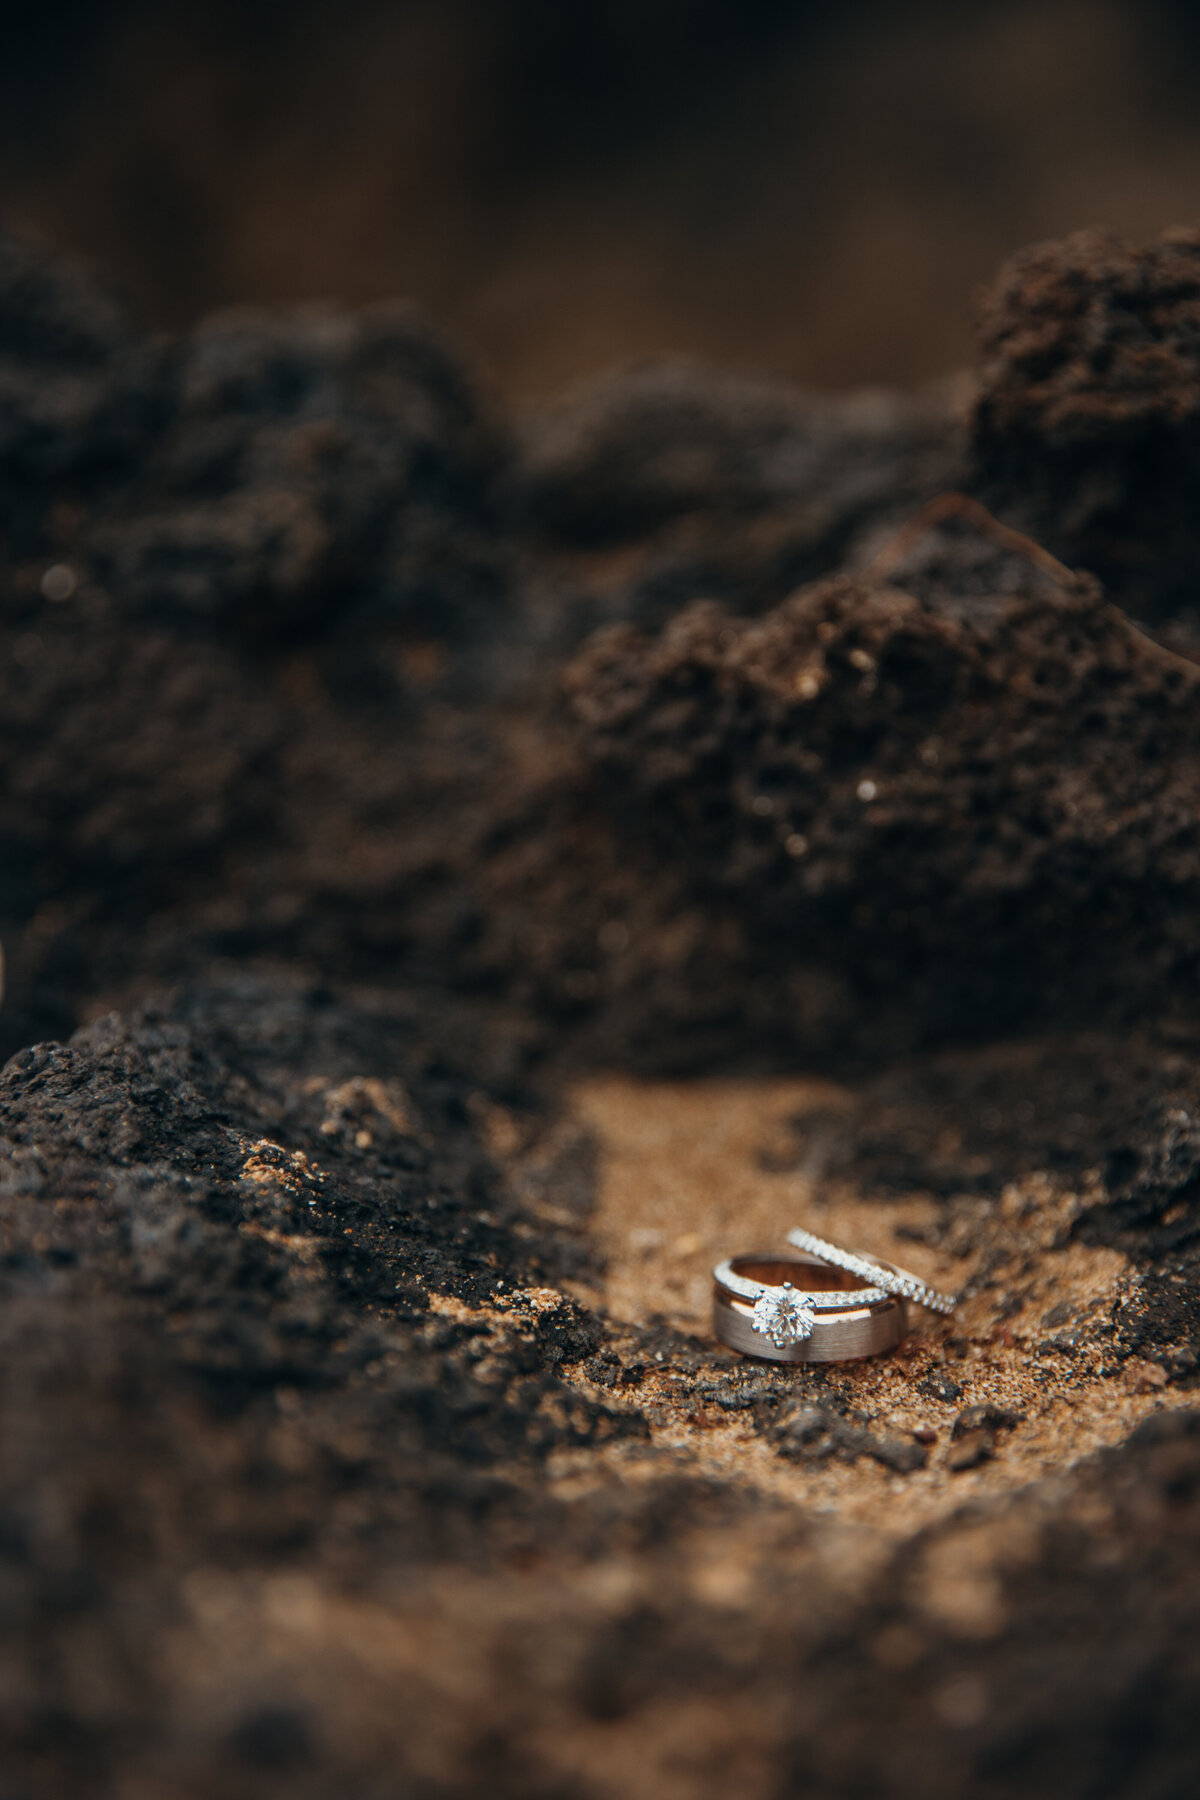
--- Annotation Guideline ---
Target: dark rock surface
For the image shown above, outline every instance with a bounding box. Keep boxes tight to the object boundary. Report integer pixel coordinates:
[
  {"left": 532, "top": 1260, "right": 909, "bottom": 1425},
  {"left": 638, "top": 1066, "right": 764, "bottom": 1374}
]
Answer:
[
  {"left": 972, "top": 223, "right": 1200, "bottom": 640},
  {"left": 4, "top": 220, "right": 1200, "bottom": 1797},
  {"left": 562, "top": 567, "right": 1200, "bottom": 1056}
]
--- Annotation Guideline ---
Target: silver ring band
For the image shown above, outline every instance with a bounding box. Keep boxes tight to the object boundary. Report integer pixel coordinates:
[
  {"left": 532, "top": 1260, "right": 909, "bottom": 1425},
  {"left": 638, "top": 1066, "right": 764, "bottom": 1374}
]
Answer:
[
  {"left": 785, "top": 1226, "right": 957, "bottom": 1315},
  {"left": 713, "top": 1286, "right": 907, "bottom": 1363}
]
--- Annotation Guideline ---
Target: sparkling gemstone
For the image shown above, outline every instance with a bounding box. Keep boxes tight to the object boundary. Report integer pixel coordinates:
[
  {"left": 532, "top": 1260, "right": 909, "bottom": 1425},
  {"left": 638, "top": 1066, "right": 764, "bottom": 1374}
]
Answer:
[{"left": 750, "top": 1283, "right": 816, "bottom": 1349}]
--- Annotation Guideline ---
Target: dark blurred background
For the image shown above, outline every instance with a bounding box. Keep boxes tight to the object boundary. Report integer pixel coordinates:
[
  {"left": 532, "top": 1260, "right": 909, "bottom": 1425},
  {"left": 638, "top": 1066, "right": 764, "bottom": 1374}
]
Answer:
[{"left": 4, "top": 0, "right": 1200, "bottom": 396}]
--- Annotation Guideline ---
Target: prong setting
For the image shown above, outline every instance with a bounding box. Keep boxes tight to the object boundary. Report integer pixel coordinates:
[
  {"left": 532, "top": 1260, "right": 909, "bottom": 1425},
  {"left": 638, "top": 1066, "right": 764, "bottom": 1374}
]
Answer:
[{"left": 750, "top": 1282, "right": 816, "bottom": 1349}]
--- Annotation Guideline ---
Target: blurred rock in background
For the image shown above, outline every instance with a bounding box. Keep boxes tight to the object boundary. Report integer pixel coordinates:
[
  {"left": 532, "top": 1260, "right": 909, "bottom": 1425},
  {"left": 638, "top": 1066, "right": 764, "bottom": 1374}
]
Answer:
[{"left": 8, "top": 0, "right": 1200, "bottom": 395}]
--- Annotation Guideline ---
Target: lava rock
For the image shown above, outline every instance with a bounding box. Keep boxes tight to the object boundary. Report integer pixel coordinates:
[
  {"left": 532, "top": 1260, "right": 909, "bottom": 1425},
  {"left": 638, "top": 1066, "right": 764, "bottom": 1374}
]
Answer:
[
  {"left": 951, "top": 1405, "right": 1022, "bottom": 1440},
  {"left": 560, "top": 568, "right": 1200, "bottom": 1054},
  {"left": 972, "top": 224, "right": 1200, "bottom": 628},
  {"left": 8, "top": 215, "right": 1200, "bottom": 1799}
]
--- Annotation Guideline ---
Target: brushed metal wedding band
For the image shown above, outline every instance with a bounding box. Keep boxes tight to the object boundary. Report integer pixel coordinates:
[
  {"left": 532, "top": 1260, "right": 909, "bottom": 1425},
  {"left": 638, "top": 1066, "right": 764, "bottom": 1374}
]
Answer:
[
  {"left": 712, "top": 1251, "right": 909, "bottom": 1363},
  {"left": 785, "top": 1226, "right": 958, "bottom": 1316}
]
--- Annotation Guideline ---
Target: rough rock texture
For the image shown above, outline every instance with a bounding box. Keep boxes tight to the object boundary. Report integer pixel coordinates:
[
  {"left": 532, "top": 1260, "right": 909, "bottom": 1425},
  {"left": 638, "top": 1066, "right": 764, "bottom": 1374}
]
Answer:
[
  {"left": 0, "top": 229, "right": 509, "bottom": 655},
  {"left": 559, "top": 567, "right": 1200, "bottom": 1057},
  {"left": 517, "top": 363, "right": 965, "bottom": 637},
  {"left": 972, "top": 224, "right": 1200, "bottom": 639},
  {"left": 6, "top": 219, "right": 1200, "bottom": 1797}
]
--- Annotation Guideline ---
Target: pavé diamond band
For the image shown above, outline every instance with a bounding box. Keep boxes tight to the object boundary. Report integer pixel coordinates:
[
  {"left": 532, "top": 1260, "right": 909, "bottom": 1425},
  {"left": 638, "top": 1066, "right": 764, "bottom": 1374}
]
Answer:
[
  {"left": 713, "top": 1257, "right": 894, "bottom": 1316},
  {"left": 785, "top": 1226, "right": 958, "bottom": 1316},
  {"left": 711, "top": 1252, "right": 908, "bottom": 1363}
]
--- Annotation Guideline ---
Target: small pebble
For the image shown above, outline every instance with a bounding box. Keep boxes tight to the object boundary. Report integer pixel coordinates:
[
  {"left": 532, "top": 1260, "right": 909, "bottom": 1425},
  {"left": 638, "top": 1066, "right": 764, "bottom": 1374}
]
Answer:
[{"left": 948, "top": 1428, "right": 995, "bottom": 1472}]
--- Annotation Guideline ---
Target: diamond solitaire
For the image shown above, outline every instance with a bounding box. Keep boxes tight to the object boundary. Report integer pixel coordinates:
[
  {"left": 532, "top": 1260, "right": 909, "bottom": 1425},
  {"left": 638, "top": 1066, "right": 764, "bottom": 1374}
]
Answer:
[{"left": 750, "top": 1282, "right": 816, "bottom": 1349}]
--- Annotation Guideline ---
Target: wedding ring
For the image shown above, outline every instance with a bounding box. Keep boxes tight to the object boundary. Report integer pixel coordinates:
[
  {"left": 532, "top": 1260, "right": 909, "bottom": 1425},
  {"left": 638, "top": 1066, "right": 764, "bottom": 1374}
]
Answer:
[
  {"left": 713, "top": 1257, "right": 894, "bottom": 1313},
  {"left": 785, "top": 1226, "right": 958, "bottom": 1316},
  {"left": 712, "top": 1251, "right": 908, "bottom": 1363}
]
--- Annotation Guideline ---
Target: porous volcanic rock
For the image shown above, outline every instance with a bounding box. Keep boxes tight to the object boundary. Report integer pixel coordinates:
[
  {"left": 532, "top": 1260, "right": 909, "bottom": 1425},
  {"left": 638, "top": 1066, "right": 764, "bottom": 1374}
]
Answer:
[
  {"left": 972, "top": 224, "right": 1200, "bottom": 635},
  {"left": 0, "top": 225, "right": 509, "bottom": 657},
  {"left": 5, "top": 987, "right": 1200, "bottom": 1798},
  {"left": 517, "top": 360, "right": 965, "bottom": 637},
  {"left": 558, "top": 564, "right": 1200, "bottom": 1058},
  {"left": 0, "top": 227, "right": 163, "bottom": 555},
  {"left": 7, "top": 217, "right": 1200, "bottom": 1799}
]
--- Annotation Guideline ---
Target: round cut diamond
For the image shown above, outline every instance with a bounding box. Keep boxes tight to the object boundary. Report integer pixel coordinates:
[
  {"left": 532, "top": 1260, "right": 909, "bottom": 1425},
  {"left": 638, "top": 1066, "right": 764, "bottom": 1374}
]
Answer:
[{"left": 750, "top": 1283, "right": 815, "bottom": 1349}]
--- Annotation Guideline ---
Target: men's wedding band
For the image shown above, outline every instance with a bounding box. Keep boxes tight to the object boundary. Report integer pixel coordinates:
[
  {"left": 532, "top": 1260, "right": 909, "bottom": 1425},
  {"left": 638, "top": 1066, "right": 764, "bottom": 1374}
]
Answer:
[{"left": 785, "top": 1226, "right": 958, "bottom": 1316}]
